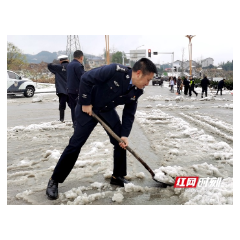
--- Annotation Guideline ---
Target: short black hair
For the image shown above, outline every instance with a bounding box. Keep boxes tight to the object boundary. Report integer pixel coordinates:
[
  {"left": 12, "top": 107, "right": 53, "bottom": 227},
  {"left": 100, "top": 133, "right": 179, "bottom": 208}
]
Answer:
[
  {"left": 74, "top": 50, "right": 83, "bottom": 59},
  {"left": 132, "top": 58, "right": 157, "bottom": 75}
]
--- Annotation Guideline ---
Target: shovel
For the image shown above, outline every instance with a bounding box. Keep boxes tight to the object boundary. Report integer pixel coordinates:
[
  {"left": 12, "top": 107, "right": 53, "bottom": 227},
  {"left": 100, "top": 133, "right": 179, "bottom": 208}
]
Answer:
[{"left": 91, "top": 111, "right": 174, "bottom": 187}]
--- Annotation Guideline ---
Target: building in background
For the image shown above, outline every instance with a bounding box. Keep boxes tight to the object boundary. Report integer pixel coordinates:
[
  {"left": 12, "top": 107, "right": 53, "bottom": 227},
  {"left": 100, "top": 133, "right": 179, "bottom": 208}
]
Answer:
[
  {"left": 87, "top": 57, "right": 105, "bottom": 68},
  {"left": 201, "top": 58, "right": 214, "bottom": 68}
]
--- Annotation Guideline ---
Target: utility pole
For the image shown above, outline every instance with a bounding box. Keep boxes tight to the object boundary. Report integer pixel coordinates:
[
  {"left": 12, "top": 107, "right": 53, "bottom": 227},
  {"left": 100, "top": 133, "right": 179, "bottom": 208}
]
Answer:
[
  {"left": 181, "top": 48, "right": 184, "bottom": 77},
  {"left": 185, "top": 35, "right": 195, "bottom": 76},
  {"left": 105, "top": 35, "right": 110, "bottom": 64},
  {"left": 66, "top": 35, "right": 81, "bottom": 62}
]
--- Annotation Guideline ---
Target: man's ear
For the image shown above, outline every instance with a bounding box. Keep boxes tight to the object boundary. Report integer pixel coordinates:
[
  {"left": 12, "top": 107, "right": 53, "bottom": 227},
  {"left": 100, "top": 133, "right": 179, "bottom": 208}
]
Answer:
[{"left": 136, "top": 70, "right": 142, "bottom": 77}]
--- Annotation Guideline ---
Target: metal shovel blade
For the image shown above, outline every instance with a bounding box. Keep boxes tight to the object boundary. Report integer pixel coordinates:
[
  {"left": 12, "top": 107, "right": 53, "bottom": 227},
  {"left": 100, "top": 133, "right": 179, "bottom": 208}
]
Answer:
[{"left": 152, "top": 176, "right": 174, "bottom": 187}]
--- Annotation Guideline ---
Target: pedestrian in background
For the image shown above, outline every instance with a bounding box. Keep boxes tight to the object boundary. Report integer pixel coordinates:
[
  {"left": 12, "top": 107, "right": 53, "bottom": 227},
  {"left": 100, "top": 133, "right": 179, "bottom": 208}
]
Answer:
[
  {"left": 47, "top": 55, "right": 69, "bottom": 122},
  {"left": 216, "top": 79, "right": 226, "bottom": 95},
  {"left": 173, "top": 76, "right": 177, "bottom": 86},
  {"left": 183, "top": 76, "right": 190, "bottom": 95},
  {"left": 67, "top": 50, "right": 85, "bottom": 128},
  {"left": 169, "top": 77, "right": 174, "bottom": 92},
  {"left": 46, "top": 58, "right": 158, "bottom": 200},
  {"left": 189, "top": 76, "right": 198, "bottom": 97},
  {"left": 177, "top": 76, "right": 182, "bottom": 95},
  {"left": 180, "top": 78, "right": 183, "bottom": 93},
  {"left": 200, "top": 74, "right": 210, "bottom": 98}
]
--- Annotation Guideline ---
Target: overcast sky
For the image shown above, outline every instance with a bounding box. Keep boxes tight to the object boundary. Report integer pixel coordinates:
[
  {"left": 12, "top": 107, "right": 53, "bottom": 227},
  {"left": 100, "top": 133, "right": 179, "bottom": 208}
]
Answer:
[{"left": 7, "top": 35, "right": 232, "bottom": 66}]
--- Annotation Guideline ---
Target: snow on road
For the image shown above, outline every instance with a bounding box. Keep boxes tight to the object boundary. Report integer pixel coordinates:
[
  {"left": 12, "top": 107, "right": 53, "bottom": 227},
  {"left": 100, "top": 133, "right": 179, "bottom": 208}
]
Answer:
[{"left": 7, "top": 83, "right": 233, "bottom": 205}]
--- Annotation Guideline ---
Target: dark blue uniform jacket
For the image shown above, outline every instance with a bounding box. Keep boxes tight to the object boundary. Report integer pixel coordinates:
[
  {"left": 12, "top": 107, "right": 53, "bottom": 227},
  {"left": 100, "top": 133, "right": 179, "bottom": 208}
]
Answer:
[
  {"left": 201, "top": 77, "right": 210, "bottom": 88},
  {"left": 66, "top": 59, "right": 85, "bottom": 94},
  {"left": 218, "top": 80, "right": 225, "bottom": 88},
  {"left": 183, "top": 78, "right": 190, "bottom": 86},
  {"left": 47, "top": 61, "right": 69, "bottom": 94},
  {"left": 77, "top": 64, "right": 144, "bottom": 137}
]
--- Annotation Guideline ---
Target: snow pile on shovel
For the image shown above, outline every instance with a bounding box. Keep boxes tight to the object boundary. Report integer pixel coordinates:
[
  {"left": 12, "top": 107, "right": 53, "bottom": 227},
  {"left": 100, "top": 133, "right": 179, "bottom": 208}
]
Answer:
[{"left": 153, "top": 166, "right": 187, "bottom": 185}]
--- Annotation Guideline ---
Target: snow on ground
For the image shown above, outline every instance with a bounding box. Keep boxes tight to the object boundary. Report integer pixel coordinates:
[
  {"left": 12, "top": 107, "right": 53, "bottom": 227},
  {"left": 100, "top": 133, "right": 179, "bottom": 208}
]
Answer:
[
  {"left": 35, "top": 83, "right": 55, "bottom": 93},
  {"left": 7, "top": 83, "right": 233, "bottom": 205}
]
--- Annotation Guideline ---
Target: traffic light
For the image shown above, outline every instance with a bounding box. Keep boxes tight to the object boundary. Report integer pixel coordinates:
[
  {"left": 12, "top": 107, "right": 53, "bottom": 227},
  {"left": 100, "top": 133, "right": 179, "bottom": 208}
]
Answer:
[
  {"left": 148, "top": 49, "right": 151, "bottom": 57},
  {"left": 174, "top": 66, "right": 177, "bottom": 72}
]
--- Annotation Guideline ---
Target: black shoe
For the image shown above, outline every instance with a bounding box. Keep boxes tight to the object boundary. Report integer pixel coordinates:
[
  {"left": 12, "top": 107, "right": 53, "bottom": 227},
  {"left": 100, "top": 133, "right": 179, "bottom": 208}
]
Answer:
[
  {"left": 60, "top": 110, "right": 64, "bottom": 122},
  {"left": 46, "top": 178, "right": 59, "bottom": 200},
  {"left": 110, "top": 176, "right": 130, "bottom": 187}
]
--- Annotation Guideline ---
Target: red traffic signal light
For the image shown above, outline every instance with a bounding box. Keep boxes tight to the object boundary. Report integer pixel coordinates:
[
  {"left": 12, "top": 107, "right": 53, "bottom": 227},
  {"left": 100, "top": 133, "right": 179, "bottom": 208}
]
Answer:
[{"left": 148, "top": 49, "right": 151, "bottom": 57}]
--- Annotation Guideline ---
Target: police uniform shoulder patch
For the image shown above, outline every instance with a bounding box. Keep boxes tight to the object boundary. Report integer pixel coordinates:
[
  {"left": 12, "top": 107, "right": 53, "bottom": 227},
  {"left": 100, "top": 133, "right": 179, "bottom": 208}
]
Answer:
[{"left": 116, "top": 64, "right": 128, "bottom": 72}]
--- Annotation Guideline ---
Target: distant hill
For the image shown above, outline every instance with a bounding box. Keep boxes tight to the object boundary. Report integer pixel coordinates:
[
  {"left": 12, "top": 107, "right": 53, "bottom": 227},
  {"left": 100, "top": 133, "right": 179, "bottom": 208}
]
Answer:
[
  {"left": 25, "top": 51, "right": 66, "bottom": 63},
  {"left": 25, "top": 51, "right": 102, "bottom": 63}
]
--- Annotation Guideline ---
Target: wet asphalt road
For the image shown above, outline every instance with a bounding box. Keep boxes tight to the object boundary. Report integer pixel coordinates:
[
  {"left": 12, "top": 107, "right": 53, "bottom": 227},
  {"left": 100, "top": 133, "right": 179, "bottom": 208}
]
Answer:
[{"left": 7, "top": 82, "right": 233, "bottom": 127}]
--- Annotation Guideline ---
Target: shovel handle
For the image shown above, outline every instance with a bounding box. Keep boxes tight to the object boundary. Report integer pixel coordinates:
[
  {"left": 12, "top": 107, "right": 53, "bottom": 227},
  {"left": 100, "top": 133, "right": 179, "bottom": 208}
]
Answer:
[{"left": 91, "top": 111, "right": 155, "bottom": 178}]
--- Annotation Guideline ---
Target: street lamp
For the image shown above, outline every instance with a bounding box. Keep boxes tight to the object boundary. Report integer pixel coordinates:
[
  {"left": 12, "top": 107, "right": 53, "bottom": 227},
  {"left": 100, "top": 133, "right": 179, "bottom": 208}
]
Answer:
[
  {"left": 136, "top": 45, "right": 144, "bottom": 50},
  {"left": 185, "top": 35, "right": 195, "bottom": 76}
]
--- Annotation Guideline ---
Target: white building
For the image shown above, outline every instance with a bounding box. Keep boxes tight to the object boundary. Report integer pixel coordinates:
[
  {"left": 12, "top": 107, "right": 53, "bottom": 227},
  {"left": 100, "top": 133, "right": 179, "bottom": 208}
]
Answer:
[
  {"left": 173, "top": 60, "right": 183, "bottom": 68},
  {"left": 202, "top": 58, "right": 214, "bottom": 68},
  {"left": 88, "top": 59, "right": 105, "bottom": 68}
]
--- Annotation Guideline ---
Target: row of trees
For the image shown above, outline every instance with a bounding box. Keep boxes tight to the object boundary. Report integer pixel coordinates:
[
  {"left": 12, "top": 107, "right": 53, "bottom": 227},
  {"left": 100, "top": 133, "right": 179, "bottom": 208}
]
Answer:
[
  {"left": 7, "top": 42, "right": 27, "bottom": 70},
  {"left": 203, "top": 61, "right": 233, "bottom": 70},
  {"left": 220, "top": 61, "right": 233, "bottom": 71},
  {"left": 194, "top": 78, "right": 233, "bottom": 90}
]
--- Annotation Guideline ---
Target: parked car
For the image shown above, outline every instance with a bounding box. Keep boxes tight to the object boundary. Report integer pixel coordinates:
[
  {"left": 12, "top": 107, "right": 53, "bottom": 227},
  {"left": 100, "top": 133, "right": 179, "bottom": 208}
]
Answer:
[
  {"left": 152, "top": 74, "right": 162, "bottom": 86},
  {"left": 7, "top": 70, "right": 36, "bottom": 97}
]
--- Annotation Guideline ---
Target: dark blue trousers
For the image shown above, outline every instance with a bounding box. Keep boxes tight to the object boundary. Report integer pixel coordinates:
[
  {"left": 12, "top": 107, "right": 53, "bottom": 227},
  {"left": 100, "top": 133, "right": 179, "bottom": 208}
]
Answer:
[
  {"left": 57, "top": 93, "right": 69, "bottom": 110},
  {"left": 68, "top": 93, "right": 78, "bottom": 125},
  {"left": 201, "top": 87, "right": 208, "bottom": 97},
  {"left": 51, "top": 106, "right": 127, "bottom": 183}
]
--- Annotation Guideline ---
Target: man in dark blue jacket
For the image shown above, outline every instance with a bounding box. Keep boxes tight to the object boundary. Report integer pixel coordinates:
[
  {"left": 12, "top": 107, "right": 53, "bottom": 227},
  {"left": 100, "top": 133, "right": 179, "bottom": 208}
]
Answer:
[
  {"left": 183, "top": 77, "right": 190, "bottom": 95},
  {"left": 216, "top": 79, "right": 226, "bottom": 95},
  {"left": 67, "top": 50, "right": 85, "bottom": 126},
  {"left": 46, "top": 58, "right": 157, "bottom": 200},
  {"left": 200, "top": 75, "right": 210, "bottom": 98},
  {"left": 47, "top": 55, "right": 69, "bottom": 122}
]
